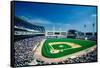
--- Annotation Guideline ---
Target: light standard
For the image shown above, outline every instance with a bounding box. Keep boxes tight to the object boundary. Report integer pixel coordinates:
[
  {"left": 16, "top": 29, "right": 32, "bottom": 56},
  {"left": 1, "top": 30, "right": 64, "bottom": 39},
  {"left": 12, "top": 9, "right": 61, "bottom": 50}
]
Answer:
[
  {"left": 92, "top": 23, "right": 95, "bottom": 36},
  {"left": 84, "top": 24, "right": 86, "bottom": 37}
]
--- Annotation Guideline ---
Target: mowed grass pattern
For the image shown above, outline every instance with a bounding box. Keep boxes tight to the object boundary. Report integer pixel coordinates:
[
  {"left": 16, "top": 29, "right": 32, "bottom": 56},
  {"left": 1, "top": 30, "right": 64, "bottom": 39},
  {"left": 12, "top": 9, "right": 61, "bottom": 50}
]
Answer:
[{"left": 42, "top": 38, "right": 96, "bottom": 58}]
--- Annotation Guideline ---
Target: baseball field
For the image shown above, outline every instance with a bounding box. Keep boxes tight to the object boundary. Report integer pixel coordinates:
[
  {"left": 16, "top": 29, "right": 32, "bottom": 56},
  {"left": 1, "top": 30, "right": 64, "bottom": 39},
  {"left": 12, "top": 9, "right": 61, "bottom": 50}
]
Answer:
[{"left": 42, "top": 38, "right": 96, "bottom": 58}]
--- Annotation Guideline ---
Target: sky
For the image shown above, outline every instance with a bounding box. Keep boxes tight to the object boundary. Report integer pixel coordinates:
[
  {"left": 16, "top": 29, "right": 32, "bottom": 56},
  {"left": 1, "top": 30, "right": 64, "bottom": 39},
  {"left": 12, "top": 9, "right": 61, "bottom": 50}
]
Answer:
[{"left": 14, "top": 1, "right": 97, "bottom": 32}]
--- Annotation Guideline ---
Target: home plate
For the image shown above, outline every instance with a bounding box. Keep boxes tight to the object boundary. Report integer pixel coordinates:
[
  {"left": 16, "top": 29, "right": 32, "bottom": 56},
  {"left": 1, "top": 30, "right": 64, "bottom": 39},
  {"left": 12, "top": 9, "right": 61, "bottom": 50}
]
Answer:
[{"left": 50, "top": 49, "right": 59, "bottom": 54}]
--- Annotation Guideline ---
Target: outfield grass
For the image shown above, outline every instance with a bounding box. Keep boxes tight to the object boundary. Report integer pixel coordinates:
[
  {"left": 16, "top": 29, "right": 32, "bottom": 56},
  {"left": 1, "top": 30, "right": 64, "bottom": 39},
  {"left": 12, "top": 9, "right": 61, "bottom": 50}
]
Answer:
[{"left": 42, "top": 38, "right": 96, "bottom": 58}]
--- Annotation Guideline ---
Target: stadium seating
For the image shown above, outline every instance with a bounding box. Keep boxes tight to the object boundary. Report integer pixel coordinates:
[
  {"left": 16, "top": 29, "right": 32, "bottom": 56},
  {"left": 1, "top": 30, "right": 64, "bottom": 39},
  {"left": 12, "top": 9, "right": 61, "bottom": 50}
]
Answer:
[{"left": 14, "top": 36, "right": 44, "bottom": 66}]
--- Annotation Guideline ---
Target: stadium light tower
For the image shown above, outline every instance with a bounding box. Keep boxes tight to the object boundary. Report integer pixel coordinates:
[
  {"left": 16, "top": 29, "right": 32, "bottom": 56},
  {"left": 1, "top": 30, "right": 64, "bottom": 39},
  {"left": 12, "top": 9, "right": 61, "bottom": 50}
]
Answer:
[
  {"left": 59, "top": 27, "right": 62, "bottom": 36},
  {"left": 91, "top": 14, "right": 96, "bottom": 37},
  {"left": 84, "top": 24, "right": 86, "bottom": 37},
  {"left": 92, "top": 23, "right": 95, "bottom": 36}
]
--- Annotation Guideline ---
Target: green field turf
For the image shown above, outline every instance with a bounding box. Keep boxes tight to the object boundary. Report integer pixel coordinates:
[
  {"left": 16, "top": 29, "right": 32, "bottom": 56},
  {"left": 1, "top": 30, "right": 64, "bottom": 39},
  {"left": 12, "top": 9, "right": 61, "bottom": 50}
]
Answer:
[
  {"left": 42, "top": 38, "right": 96, "bottom": 58},
  {"left": 52, "top": 44, "right": 71, "bottom": 50}
]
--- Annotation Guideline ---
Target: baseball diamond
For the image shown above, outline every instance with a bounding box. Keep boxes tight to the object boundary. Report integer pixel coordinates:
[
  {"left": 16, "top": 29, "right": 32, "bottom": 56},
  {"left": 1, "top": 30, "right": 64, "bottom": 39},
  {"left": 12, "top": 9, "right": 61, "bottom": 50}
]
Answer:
[{"left": 41, "top": 38, "right": 96, "bottom": 58}]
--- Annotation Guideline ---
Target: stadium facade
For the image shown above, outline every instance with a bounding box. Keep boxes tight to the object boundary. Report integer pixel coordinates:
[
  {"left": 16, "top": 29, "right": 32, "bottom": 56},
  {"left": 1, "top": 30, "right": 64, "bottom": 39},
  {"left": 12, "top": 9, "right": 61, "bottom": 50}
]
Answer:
[
  {"left": 45, "top": 31, "right": 67, "bottom": 38},
  {"left": 14, "top": 16, "right": 45, "bottom": 41}
]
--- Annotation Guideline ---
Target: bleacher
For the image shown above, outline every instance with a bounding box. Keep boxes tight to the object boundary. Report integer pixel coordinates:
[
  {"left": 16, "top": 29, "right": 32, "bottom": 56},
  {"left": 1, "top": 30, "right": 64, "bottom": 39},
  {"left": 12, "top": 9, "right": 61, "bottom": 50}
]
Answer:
[{"left": 14, "top": 16, "right": 45, "bottom": 41}]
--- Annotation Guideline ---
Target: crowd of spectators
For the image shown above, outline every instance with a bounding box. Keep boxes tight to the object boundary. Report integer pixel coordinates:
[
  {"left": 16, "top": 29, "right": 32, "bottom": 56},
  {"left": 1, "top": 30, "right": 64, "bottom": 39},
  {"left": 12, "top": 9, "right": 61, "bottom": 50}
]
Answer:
[
  {"left": 14, "top": 36, "right": 44, "bottom": 66},
  {"left": 35, "top": 48, "right": 97, "bottom": 65},
  {"left": 63, "top": 48, "right": 97, "bottom": 64}
]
